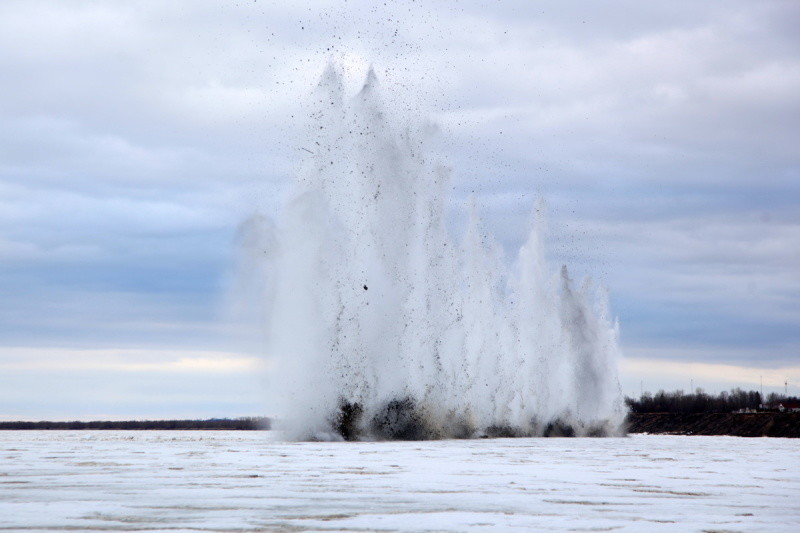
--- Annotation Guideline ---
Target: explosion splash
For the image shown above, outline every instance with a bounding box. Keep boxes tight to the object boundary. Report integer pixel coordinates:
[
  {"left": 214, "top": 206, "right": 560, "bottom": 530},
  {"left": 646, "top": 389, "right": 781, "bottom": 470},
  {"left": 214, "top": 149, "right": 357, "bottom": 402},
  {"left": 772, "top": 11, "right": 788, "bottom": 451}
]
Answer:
[{"left": 241, "top": 63, "right": 625, "bottom": 440}]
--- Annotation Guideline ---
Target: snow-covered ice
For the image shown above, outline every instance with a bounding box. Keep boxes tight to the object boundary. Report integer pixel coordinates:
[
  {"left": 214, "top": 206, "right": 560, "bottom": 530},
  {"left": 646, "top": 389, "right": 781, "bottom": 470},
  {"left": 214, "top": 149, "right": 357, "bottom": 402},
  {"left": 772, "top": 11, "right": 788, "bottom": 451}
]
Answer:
[{"left": 1, "top": 431, "right": 798, "bottom": 531}]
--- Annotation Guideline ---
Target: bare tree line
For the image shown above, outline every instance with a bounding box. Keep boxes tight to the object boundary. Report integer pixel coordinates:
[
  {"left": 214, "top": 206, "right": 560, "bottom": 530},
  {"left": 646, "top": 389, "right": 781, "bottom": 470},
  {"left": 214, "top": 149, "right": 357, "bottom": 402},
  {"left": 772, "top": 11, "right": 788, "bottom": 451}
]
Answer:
[{"left": 626, "top": 388, "right": 798, "bottom": 414}]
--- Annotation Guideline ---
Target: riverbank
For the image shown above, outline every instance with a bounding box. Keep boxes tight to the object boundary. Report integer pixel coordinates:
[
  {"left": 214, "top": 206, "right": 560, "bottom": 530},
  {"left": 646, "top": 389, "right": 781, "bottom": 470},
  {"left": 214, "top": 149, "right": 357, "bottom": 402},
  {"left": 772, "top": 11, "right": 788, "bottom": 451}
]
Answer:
[
  {"left": 5, "top": 414, "right": 797, "bottom": 437},
  {"left": 627, "top": 412, "right": 800, "bottom": 438},
  {"left": 0, "top": 418, "right": 270, "bottom": 430}
]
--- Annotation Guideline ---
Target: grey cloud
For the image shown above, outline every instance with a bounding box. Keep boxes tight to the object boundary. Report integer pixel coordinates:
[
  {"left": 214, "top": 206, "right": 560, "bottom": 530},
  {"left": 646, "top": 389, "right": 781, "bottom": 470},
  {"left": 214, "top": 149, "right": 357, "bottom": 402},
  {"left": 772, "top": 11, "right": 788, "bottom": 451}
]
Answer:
[{"left": 0, "top": 0, "right": 798, "bottom": 413}]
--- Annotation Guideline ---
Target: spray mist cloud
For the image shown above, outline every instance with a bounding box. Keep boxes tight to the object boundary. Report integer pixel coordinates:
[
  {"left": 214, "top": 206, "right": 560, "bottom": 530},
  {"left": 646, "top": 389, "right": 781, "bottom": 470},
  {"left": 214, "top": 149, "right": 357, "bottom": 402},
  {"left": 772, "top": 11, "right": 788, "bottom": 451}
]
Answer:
[{"left": 238, "top": 62, "right": 626, "bottom": 440}]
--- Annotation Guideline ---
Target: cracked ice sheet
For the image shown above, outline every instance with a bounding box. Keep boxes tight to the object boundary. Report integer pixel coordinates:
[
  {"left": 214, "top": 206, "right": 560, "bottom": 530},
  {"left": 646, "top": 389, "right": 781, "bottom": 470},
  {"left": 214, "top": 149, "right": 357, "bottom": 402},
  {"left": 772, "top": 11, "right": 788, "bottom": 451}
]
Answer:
[{"left": 0, "top": 431, "right": 798, "bottom": 531}]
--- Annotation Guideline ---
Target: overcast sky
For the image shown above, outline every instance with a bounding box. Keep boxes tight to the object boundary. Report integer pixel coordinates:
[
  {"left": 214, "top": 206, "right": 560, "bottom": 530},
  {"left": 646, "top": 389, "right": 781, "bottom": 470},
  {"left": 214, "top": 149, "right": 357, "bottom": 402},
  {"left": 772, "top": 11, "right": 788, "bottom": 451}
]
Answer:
[{"left": 1, "top": 0, "right": 798, "bottom": 419}]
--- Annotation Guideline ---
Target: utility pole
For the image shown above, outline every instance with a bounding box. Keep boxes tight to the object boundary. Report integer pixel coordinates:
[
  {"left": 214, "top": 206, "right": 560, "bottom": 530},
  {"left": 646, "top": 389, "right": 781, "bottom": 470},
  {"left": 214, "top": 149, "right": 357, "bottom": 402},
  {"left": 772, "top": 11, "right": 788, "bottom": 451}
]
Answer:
[
  {"left": 760, "top": 375, "right": 763, "bottom": 401},
  {"left": 786, "top": 379, "right": 789, "bottom": 396}
]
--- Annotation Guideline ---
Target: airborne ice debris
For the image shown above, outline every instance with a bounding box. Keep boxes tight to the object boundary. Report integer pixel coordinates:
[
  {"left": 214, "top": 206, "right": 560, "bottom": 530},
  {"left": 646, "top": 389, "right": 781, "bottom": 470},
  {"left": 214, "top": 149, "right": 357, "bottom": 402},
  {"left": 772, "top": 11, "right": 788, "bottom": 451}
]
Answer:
[{"left": 242, "top": 62, "right": 626, "bottom": 440}]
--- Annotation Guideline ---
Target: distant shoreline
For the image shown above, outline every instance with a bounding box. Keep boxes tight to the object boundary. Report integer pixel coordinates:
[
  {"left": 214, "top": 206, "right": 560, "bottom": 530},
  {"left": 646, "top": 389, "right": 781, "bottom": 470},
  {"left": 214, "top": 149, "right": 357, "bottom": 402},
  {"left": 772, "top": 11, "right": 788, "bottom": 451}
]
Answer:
[
  {"left": 0, "top": 417, "right": 271, "bottom": 431},
  {"left": 3, "top": 413, "right": 797, "bottom": 437},
  {"left": 627, "top": 412, "right": 800, "bottom": 438}
]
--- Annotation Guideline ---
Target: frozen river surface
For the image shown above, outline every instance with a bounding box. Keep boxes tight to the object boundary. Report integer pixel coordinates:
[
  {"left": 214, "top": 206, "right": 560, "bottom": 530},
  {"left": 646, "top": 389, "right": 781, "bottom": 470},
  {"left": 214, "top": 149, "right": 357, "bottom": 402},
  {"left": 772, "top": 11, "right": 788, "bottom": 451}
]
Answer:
[{"left": 0, "top": 431, "right": 798, "bottom": 532}]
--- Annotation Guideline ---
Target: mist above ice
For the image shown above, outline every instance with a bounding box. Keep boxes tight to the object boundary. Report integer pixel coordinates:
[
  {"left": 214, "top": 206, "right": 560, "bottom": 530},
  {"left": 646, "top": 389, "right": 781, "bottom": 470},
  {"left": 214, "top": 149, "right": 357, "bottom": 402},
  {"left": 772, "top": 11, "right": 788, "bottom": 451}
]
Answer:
[{"left": 236, "top": 62, "right": 625, "bottom": 440}]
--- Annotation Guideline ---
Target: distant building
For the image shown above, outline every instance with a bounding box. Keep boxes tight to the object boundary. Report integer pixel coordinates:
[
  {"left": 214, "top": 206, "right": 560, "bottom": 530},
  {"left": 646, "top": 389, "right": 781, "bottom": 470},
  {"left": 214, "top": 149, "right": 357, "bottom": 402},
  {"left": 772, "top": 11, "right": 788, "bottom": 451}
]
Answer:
[{"left": 760, "top": 401, "right": 800, "bottom": 413}]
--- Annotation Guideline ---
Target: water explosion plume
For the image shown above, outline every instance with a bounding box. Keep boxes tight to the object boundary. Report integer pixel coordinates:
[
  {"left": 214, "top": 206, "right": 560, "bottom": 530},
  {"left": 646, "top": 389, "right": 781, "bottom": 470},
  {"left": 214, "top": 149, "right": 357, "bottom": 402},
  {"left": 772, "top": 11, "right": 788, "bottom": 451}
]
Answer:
[{"left": 247, "top": 63, "right": 625, "bottom": 440}]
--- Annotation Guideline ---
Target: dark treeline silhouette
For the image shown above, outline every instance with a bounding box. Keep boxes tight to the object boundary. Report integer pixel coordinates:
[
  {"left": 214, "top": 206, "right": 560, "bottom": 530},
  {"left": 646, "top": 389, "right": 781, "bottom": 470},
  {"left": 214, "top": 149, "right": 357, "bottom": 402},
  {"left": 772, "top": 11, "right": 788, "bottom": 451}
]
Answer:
[
  {"left": 0, "top": 417, "right": 271, "bottom": 430},
  {"left": 626, "top": 388, "right": 799, "bottom": 414}
]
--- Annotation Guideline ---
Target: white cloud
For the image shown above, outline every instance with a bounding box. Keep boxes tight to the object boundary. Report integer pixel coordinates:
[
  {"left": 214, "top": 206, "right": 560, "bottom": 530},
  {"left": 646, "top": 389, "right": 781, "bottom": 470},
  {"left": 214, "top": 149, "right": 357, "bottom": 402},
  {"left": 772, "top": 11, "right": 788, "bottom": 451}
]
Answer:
[
  {"left": 620, "top": 354, "right": 800, "bottom": 397},
  {"left": 0, "top": 346, "right": 266, "bottom": 373}
]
